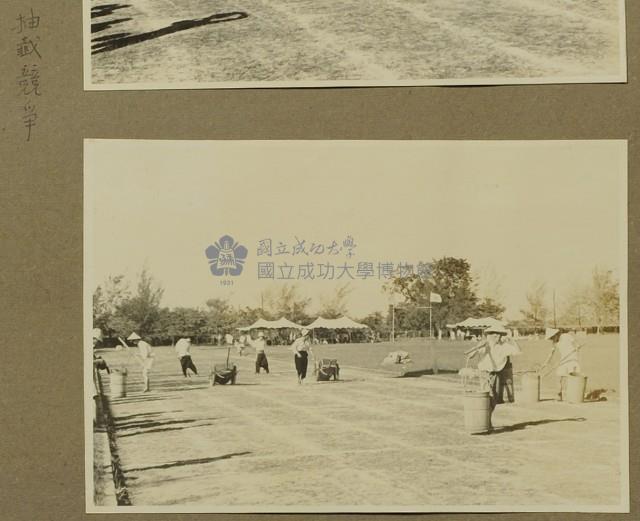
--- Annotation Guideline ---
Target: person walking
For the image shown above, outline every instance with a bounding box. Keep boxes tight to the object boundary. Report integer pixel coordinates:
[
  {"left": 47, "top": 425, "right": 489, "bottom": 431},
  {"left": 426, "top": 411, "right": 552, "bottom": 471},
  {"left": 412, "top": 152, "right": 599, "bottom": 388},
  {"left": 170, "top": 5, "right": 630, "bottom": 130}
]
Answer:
[
  {"left": 540, "top": 327, "right": 582, "bottom": 400},
  {"left": 291, "top": 328, "right": 313, "bottom": 384},
  {"left": 465, "top": 325, "right": 521, "bottom": 427},
  {"left": 129, "top": 332, "right": 154, "bottom": 392},
  {"left": 175, "top": 337, "right": 198, "bottom": 377},
  {"left": 254, "top": 332, "right": 269, "bottom": 374}
]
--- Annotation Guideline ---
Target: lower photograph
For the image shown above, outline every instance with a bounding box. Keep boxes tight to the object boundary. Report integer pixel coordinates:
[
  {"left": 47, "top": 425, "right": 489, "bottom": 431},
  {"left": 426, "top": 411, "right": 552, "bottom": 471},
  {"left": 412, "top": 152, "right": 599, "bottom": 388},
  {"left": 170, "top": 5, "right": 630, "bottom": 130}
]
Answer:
[{"left": 84, "top": 139, "right": 628, "bottom": 513}]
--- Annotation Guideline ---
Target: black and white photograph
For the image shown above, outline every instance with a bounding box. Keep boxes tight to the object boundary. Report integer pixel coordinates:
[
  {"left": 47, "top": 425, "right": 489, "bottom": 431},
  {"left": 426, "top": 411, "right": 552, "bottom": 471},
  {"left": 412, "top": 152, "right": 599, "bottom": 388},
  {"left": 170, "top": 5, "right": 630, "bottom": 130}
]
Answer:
[
  {"left": 85, "top": 139, "right": 628, "bottom": 513},
  {"left": 84, "top": 1, "right": 627, "bottom": 89}
]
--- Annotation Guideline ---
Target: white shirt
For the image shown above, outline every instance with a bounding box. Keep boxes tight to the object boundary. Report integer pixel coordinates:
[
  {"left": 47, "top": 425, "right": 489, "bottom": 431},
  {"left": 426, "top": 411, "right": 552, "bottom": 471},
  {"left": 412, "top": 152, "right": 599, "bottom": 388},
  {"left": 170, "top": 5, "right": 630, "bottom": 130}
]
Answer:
[
  {"left": 254, "top": 337, "right": 266, "bottom": 352},
  {"left": 174, "top": 338, "right": 191, "bottom": 357},
  {"left": 556, "top": 333, "right": 580, "bottom": 376},
  {"left": 477, "top": 339, "right": 521, "bottom": 372},
  {"left": 137, "top": 340, "right": 153, "bottom": 359},
  {"left": 291, "top": 336, "right": 309, "bottom": 353}
]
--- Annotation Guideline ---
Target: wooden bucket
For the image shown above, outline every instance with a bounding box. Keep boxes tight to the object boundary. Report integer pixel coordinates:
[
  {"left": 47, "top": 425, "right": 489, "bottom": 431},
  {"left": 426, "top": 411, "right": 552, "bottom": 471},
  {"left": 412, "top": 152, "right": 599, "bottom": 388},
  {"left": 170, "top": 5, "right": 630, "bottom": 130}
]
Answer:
[
  {"left": 520, "top": 373, "right": 540, "bottom": 403},
  {"left": 463, "top": 391, "right": 491, "bottom": 434},
  {"left": 109, "top": 370, "right": 127, "bottom": 398},
  {"left": 566, "top": 373, "right": 587, "bottom": 403}
]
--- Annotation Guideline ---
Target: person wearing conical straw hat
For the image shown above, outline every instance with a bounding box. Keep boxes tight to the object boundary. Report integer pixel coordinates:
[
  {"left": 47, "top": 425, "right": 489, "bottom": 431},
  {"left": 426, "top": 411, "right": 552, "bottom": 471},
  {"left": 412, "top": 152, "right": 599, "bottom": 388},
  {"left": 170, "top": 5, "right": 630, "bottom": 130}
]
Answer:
[
  {"left": 128, "top": 332, "right": 154, "bottom": 392},
  {"left": 466, "top": 325, "right": 521, "bottom": 426},
  {"left": 291, "top": 328, "right": 313, "bottom": 384},
  {"left": 540, "top": 327, "right": 582, "bottom": 401}
]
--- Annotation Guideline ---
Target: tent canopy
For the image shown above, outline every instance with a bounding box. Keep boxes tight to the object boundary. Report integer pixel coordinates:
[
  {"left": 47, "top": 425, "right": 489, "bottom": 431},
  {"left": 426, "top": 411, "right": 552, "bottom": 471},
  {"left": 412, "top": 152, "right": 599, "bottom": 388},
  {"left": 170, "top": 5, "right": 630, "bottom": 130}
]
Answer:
[
  {"left": 454, "top": 317, "right": 506, "bottom": 329},
  {"left": 237, "top": 317, "right": 304, "bottom": 331},
  {"left": 307, "top": 316, "right": 369, "bottom": 330}
]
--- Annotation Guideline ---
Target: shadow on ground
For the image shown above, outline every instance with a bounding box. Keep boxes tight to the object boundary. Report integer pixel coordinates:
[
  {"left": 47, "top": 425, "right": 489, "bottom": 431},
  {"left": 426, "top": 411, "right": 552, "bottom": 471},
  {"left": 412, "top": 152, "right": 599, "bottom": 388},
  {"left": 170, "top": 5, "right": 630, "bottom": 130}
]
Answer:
[
  {"left": 489, "top": 417, "right": 586, "bottom": 435},
  {"left": 125, "top": 452, "right": 252, "bottom": 473}
]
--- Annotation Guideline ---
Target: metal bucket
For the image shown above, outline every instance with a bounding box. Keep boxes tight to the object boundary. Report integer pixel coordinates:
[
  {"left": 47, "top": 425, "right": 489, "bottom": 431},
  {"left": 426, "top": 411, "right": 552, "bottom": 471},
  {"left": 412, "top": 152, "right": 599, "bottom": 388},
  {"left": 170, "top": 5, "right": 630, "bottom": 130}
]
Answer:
[
  {"left": 109, "top": 370, "right": 127, "bottom": 398},
  {"left": 566, "top": 373, "right": 587, "bottom": 403},
  {"left": 520, "top": 373, "right": 540, "bottom": 403},
  {"left": 463, "top": 391, "right": 491, "bottom": 434}
]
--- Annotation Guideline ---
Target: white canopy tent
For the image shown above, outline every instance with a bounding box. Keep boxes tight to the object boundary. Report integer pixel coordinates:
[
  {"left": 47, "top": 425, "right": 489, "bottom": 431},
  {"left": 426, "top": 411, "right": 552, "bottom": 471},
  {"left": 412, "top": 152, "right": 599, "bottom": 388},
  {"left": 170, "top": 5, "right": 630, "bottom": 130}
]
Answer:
[
  {"left": 307, "top": 316, "right": 369, "bottom": 330},
  {"left": 237, "top": 317, "right": 304, "bottom": 331},
  {"left": 454, "top": 317, "right": 506, "bottom": 329}
]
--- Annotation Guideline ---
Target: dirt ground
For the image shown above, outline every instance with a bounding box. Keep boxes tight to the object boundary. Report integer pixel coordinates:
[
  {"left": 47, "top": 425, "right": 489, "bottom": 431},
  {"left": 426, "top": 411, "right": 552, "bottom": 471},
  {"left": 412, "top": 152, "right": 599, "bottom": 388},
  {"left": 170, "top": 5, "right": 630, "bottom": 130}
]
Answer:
[
  {"left": 93, "top": 336, "right": 625, "bottom": 510},
  {"left": 88, "top": 0, "right": 623, "bottom": 84}
]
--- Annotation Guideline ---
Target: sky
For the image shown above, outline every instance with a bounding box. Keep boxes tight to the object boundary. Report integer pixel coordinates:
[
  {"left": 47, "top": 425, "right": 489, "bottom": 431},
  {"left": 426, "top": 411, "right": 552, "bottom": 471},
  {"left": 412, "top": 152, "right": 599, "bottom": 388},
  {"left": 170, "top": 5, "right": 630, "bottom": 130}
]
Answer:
[{"left": 85, "top": 140, "right": 626, "bottom": 321}]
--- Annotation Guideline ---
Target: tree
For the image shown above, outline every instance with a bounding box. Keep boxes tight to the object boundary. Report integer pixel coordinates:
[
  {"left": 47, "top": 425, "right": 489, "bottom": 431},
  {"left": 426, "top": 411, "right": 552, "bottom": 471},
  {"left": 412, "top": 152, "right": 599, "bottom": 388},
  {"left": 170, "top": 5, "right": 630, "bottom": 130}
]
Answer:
[
  {"left": 92, "top": 274, "right": 131, "bottom": 338},
  {"left": 476, "top": 298, "right": 506, "bottom": 319},
  {"left": 558, "top": 284, "right": 589, "bottom": 327},
  {"left": 586, "top": 266, "right": 619, "bottom": 333},
  {"left": 261, "top": 284, "right": 311, "bottom": 324},
  {"left": 319, "top": 283, "right": 353, "bottom": 319},
  {"left": 115, "top": 267, "right": 164, "bottom": 337},
  {"left": 205, "top": 298, "right": 236, "bottom": 335},
  {"left": 387, "top": 257, "right": 478, "bottom": 332},
  {"left": 520, "top": 281, "right": 548, "bottom": 329},
  {"left": 360, "top": 311, "right": 389, "bottom": 339}
]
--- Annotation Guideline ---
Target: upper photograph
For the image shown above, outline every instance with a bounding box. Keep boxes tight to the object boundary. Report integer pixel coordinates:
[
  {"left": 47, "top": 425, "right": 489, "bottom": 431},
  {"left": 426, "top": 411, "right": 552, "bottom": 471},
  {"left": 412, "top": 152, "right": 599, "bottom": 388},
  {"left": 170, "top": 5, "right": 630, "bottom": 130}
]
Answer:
[{"left": 84, "top": 0, "right": 628, "bottom": 90}]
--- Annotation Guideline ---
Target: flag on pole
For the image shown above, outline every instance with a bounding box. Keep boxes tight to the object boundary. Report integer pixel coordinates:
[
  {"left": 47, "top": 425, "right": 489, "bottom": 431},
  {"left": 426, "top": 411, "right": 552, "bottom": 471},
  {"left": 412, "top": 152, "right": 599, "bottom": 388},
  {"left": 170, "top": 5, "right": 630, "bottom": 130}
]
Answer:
[{"left": 430, "top": 292, "right": 442, "bottom": 303}]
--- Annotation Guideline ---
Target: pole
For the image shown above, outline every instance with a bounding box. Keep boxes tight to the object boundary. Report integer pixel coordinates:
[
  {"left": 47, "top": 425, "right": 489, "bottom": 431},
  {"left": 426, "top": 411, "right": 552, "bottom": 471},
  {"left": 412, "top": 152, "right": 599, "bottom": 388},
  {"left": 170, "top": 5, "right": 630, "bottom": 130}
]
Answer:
[
  {"left": 553, "top": 289, "right": 557, "bottom": 328},
  {"left": 429, "top": 306, "right": 432, "bottom": 339},
  {"left": 391, "top": 304, "right": 395, "bottom": 343}
]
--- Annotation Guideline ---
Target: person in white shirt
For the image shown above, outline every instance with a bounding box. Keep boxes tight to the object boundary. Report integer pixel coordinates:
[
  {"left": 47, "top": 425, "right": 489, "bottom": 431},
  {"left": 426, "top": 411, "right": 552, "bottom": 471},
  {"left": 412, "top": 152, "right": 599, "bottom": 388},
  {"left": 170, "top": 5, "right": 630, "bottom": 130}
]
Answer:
[
  {"left": 253, "top": 331, "right": 269, "bottom": 374},
  {"left": 291, "top": 328, "right": 313, "bottom": 384},
  {"left": 129, "top": 333, "right": 154, "bottom": 392},
  {"left": 466, "top": 325, "right": 521, "bottom": 421},
  {"left": 540, "top": 328, "right": 582, "bottom": 400},
  {"left": 175, "top": 337, "right": 198, "bottom": 377}
]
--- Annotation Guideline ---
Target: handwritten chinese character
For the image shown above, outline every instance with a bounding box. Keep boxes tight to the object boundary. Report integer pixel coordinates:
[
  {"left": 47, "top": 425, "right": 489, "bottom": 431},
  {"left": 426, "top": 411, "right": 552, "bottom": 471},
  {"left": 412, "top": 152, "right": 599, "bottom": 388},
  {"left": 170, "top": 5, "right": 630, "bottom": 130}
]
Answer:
[
  {"left": 342, "top": 235, "right": 357, "bottom": 257},
  {"left": 15, "top": 9, "right": 40, "bottom": 33},
  {"left": 326, "top": 240, "right": 342, "bottom": 255},
  {"left": 17, "top": 64, "right": 40, "bottom": 96},
  {"left": 309, "top": 242, "right": 325, "bottom": 255},
  {"left": 292, "top": 236, "right": 308, "bottom": 256},
  {"left": 257, "top": 238, "right": 272, "bottom": 257},
  {"left": 274, "top": 241, "right": 290, "bottom": 255},
  {"left": 17, "top": 36, "right": 41, "bottom": 59},
  {"left": 22, "top": 102, "right": 37, "bottom": 141}
]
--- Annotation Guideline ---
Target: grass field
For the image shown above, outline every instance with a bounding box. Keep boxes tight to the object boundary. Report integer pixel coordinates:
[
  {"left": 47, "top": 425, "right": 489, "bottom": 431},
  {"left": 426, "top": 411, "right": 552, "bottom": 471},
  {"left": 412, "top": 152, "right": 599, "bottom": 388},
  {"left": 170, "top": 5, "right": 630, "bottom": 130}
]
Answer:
[
  {"left": 89, "top": 0, "right": 623, "bottom": 85},
  {"left": 92, "top": 333, "right": 625, "bottom": 509}
]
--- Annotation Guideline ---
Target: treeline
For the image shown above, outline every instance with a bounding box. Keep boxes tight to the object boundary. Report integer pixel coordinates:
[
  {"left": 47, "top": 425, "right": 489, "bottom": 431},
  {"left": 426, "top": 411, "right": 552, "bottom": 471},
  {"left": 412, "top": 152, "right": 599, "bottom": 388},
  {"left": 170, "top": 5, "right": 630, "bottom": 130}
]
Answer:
[{"left": 93, "top": 259, "right": 619, "bottom": 346}]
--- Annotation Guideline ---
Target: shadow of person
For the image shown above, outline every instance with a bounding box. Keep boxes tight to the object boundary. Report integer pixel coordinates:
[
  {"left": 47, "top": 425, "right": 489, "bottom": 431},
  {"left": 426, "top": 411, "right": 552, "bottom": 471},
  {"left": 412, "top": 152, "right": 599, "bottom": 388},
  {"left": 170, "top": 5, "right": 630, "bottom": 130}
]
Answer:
[
  {"left": 488, "top": 417, "right": 586, "bottom": 435},
  {"left": 91, "top": 11, "right": 249, "bottom": 54}
]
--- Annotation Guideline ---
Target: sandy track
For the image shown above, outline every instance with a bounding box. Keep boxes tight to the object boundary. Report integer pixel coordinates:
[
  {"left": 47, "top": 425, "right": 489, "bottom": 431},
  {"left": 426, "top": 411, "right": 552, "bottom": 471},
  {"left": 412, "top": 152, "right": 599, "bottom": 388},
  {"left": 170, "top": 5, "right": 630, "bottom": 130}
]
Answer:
[{"left": 97, "top": 346, "right": 622, "bottom": 508}]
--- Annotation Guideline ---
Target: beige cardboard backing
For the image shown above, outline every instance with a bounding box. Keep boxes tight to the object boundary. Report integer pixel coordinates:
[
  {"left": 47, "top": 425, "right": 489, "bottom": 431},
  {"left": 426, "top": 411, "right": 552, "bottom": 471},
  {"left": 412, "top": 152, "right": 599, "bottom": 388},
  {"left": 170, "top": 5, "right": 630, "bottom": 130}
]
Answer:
[{"left": 0, "top": 0, "right": 637, "bottom": 520}]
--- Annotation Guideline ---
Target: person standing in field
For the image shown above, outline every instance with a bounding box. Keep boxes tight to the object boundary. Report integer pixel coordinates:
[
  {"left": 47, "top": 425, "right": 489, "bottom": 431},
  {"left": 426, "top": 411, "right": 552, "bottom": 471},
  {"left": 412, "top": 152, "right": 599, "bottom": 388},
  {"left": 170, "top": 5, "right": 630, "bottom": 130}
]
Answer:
[
  {"left": 466, "top": 325, "right": 521, "bottom": 426},
  {"left": 540, "top": 328, "right": 582, "bottom": 401},
  {"left": 254, "top": 331, "right": 269, "bottom": 374},
  {"left": 175, "top": 337, "right": 198, "bottom": 377},
  {"left": 129, "top": 332, "right": 154, "bottom": 392},
  {"left": 292, "top": 328, "right": 313, "bottom": 384}
]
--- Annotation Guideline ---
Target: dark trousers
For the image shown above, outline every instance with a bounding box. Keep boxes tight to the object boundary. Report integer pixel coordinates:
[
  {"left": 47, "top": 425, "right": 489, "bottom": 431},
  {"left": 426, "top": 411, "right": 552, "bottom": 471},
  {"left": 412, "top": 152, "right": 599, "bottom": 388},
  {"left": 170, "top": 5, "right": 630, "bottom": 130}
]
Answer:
[
  {"left": 295, "top": 351, "right": 308, "bottom": 379},
  {"left": 180, "top": 355, "right": 198, "bottom": 376},
  {"left": 256, "top": 352, "right": 269, "bottom": 373}
]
